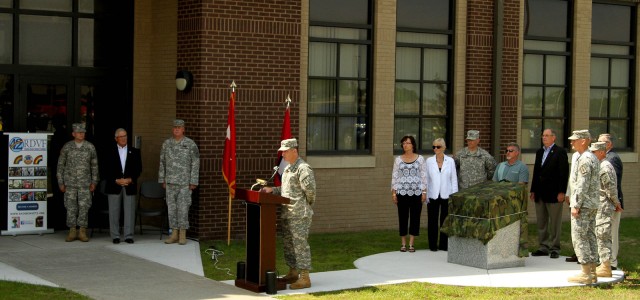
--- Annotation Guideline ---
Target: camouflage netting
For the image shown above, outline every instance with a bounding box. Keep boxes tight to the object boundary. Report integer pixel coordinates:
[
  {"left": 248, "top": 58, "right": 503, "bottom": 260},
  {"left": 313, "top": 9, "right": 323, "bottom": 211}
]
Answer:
[{"left": 441, "top": 181, "right": 529, "bottom": 257}]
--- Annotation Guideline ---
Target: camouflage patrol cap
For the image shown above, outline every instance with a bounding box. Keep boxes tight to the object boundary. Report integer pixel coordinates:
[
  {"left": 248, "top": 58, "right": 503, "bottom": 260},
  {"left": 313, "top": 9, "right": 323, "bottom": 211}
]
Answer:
[
  {"left": 72, "top": 123, "right": 86, "bottom": 133},
  {"left": 568, "top": 129, "right": 591, "bottom": 140},
  {"left": 173, "top": 119, "right": 185, "bottom": 127},
  {"left": 589, "top": 141, "right": 607, "bottom": 152},
  {"left": 278, "top": 138, "right": 298, "bottom": 151},
  {"left": 466, "top": 130, "right": 480, "bottom": 140}
]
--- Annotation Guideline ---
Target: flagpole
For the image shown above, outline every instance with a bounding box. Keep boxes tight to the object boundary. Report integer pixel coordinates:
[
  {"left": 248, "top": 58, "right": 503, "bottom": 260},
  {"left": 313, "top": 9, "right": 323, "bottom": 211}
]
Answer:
[{"left": 227, "top": 81, "right": 237, "bottom": 246}]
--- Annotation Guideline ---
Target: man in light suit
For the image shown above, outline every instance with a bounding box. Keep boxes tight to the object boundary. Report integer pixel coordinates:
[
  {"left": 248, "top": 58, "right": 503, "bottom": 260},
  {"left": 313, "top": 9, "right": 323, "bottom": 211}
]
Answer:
[
  {"left": 529, "top": 129, "right": 569, "bottom": 259},
  {"left": 104, "top": 128, "right": 142, "bottom": 244}
]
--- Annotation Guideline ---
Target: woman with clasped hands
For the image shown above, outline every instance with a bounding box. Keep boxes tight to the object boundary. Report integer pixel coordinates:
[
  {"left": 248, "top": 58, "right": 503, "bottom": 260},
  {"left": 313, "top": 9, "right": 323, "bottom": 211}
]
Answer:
[
  {"left": 425, "top": 138, "right": 458, "bottom": 251},
  {"left": 391, "top": 135, "right": 428, "bottom": 253}
]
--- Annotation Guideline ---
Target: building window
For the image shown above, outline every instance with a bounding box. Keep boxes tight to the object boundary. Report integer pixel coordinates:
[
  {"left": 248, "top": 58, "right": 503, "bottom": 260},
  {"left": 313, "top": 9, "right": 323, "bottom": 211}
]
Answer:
[
  {"left": 307, "top": 0, "right": 371, "bottom": 153},
  {"left": 394, "top": 0, "right": 452, "bottom": 152},
  {"left": 590, "top": 2, "right": 634, "bottom": 149},
  {"left": 522, "top": 0, "right": 571, "bottom": 150}
]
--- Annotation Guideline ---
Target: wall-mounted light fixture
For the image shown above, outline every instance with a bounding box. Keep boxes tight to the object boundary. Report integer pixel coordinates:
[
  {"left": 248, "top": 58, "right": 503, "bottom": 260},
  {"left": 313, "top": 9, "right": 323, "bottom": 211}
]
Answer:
[{"left": 175, "top": 70, "right": 193, "bottom": 92}]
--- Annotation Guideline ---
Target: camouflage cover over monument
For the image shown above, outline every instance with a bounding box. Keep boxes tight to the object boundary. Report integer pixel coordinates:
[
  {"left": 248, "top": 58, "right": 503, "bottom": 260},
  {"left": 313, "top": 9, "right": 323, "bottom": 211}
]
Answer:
[{"left": 441, "top": 181, "right": 529, "bottom": 257}]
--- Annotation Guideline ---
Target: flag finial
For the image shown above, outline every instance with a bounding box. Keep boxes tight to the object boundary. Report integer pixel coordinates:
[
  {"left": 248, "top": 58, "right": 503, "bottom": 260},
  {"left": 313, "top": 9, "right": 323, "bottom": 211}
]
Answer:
[
  {"left": 285, "top": 94, "right": 292, "bottom": 108},
  {"left": 230, "top": 80, "right": 237, "bottom": 92}
]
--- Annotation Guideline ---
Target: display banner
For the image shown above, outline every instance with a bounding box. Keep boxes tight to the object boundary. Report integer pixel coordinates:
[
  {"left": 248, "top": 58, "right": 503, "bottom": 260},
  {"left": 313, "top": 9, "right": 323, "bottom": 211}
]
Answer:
[{"left": 2, "top": 132, "right": 53, "bottom": 235}]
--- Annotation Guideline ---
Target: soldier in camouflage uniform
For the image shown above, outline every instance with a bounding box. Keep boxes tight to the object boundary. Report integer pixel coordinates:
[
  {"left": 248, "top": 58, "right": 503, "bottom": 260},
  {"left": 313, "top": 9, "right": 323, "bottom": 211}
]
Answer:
[
  {"left": 262, "top": 138, "right": 316, "bottom": 290},
  {"left": 566, "top": 130, "right": 600, "bottom": 284},
  {"left": 159, "top": 119, "right": 199, "bottom": 245},
  {"left": 590, "top": 142, "right": 621, "bottom": 277},
  {"left": 455, "top": 130, "right": 496, "bottom": 189},
  {"left": 56, "top": 123, "right": 99, "bottom": 242}
]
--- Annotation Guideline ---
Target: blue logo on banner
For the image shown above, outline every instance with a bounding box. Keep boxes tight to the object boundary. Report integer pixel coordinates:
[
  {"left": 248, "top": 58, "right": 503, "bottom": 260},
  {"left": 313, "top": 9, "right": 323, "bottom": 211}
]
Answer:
[
  {"left": 9, "top": 137, "right": 25, "bottom": 152},
  {"left": 16, "top": 203, "right": 39, "bottom": 210}
]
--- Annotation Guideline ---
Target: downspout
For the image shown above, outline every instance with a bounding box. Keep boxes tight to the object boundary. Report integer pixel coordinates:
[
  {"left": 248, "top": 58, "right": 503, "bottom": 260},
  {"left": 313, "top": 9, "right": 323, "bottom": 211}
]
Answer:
[{"left": 492, "top": 0, "right": 504, "bottom": 158}]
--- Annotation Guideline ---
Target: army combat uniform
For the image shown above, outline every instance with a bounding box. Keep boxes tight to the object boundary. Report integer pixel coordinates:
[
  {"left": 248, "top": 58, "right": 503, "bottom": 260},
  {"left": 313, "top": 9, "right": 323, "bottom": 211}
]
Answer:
[
  {"left": 455, "top": 147, "right": 496, "bottom": 189},
  {"left": 158, "top": 136, "right": 199, "bottom": 230},
  {"left": 568, "top": 150, "right": 599, "bottom": 265},
  {"left": 272, "top": 156, "right": 316, "bottom": 271},
  {"left": 596, "top": 159, "right": 619, "bottom": 264},
  {"left": 56, "top": 140, "right": 99, "bottom": 228}
]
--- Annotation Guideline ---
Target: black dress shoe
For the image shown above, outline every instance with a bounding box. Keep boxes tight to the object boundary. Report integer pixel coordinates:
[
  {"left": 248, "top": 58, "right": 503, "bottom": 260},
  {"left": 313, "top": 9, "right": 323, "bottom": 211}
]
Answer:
[
  {"left": 550, "top": 251, "right": 559, "bottom": 259},
  {"left": 611, "top": 266, "right": 617, "bottom": 270},
  {"left": 125, "top": 238, "right": 134, "bottom": 244},
  {"left": 531, "top": 250, "right": 548, "bottom": 256},
  {"left": 565, "top": 254, "right": 579, "bottom": 262},
  {"left": 112, "top": 238, "right": 120, "bottom": 244}
]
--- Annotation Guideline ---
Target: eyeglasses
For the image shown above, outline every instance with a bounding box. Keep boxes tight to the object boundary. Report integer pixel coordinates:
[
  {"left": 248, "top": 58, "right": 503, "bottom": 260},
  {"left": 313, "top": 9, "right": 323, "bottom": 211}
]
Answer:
[
  {"left": 505, "top": 149, "right": 517, "bottom": 153},
  {"left": 116, "top": 135, "right": 127, "bottom": 138},
  {"left": 432, "top": 145, "right": 442, "bottom": 149}
]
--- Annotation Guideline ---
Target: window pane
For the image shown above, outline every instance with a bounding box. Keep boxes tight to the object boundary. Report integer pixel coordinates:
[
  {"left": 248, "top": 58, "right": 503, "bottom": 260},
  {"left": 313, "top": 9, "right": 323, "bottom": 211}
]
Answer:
[
  {"left": 339, "top": 44, "right": 367, "bottom": 78},
  {"left": 307, "top": 117, "right": 335, "bottom": 151},
  {"left": 339, "top": 80, "right": 366, "bottom": 114},
  {"left": 590, "top": 89, "right": 608, "bottom": 118},
  {"left": 545, "top": 56, "right": 565, "bottom": 85},
  {"left": 20, "top": 15, "right": 72, "bottom": 66},
  {"left": 395, "top": 83, "right": 419, "bottom": 114},
  {"left": 609, "top": 120, "right": 627, "bottom": 148},
  {"left": 309, "top": 27, "right": 368, "bottom": 40},
  {"left": 0, "top": 0, "right": 11, "bottom": 8},
  {"left": 592, "top": 3, "right": 631, "bottom": 42},
  {"left": 590, "top": 57, "right": 609, "bottom": 87},
  {"left": 610, "top": 89, "right": 628, "bottom": 118},
  {"left": 308, "top": 79, "right": 336, "bottom": 114},
  {"left": 338, "top": 117, "right": 366, "bottom": 150},
  {"left": 421, "top": 118, "right": 447, "bottom": 150},
  {"left": 310, "top": 0, "right": 368, "bottom": 24},
  {"left": 589, "top": 120, "right": 607, "bottom": 141},
  {"left": 397, "top": 0, "right": 449, "bottom": 30},
  {"left": 423, "top": 49, "right": 448, "bottom": 81},
  {"left": 27, "top": 84, "right": 67, "bottom": 132},
  {"left": 79, "top": 0, "right": 94, "bottom": 13},
  {"left": 524, "top": 54, "right": 543, "bottom": 84},
  {"left": 544, "top": 87, "right": 565, "bottom": 117},
  {"left": 21, "top": 0, "right": 72, "bottom": 11},
  {"left": 524, "top": 40, "right": 566, "bottom": 52},
  {"left": 396, "top": 32, "right": 448, "bottom": 45},
  {"left": 0, "top": 74, "right": 13, "bottom": 131},
  {"left": 523, "top": 87, "right": 542, "bottom": 117},
  {"left": 309, "top": 43, "right": 336, "bottom": 77},
  {"left": 592, "top": 44, "right": 629, "bottom": 56},
  {"left": 396, "top": 47, "right": 420, "bottom": 80},
  {"left": 0, "top": 14, "right": 12, "bottom": 64},
  {"left": 394, "top": 118, "right": 418, "bottom": 150},
  {"left": 525, "top": 0, "right": 568, "bottom": 38},
  {"left": 422, "top": 83, "right": 447, "bottom": 115},
  {"left": 611, "top": 59, "right": 629, "bottom": 87},
  {"left": 521, "top": 119, "right": 542, "bottom": 149},
  {"left": 78, "top": 18, "right": 95, "bottom": 67}
]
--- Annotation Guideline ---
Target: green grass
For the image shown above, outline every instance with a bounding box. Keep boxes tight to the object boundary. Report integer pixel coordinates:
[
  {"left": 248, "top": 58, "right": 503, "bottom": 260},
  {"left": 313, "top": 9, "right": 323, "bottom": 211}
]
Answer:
[{"left": 0, "top": 281, "right": 90, "bottom": 300}]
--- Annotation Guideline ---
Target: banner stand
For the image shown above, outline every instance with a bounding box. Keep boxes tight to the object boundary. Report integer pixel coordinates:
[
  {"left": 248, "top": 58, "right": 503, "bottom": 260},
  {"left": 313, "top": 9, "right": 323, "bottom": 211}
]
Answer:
[{"left": 2, "top": 132, "right": 53, "bottom": 236}]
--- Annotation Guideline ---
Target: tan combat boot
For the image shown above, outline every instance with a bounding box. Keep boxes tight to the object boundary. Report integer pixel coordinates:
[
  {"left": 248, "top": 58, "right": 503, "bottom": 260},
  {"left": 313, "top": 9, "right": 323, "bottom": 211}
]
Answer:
[
  {"left": 596, "top": 260, "right": 612, "bottom": 277},
  {"left": 590, "top": 263, "right": 598, "bottom": 283},
  {"left": 567, "top": 264, "right": 592, "bottom": 284},
  {"left": 78, "top": 227, "right": 89, "bottom": 242},
  {"left": 282, "top": 267, "right": 299, "bottom": 284},
  {"left": 290, "top": 269, "right": 311, "bottom": 289},
  {"left": 164, "top": 229, "right": 178, "bottom": 244},
  {"left": 178, "top": 229, "right": 187, "bottom": 245},
  {"left": 65, "top": 227, "right": 77, "bottom": 242}
]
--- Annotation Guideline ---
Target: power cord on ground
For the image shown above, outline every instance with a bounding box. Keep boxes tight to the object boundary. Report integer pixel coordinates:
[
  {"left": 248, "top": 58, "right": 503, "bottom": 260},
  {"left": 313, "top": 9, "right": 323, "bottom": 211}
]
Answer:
[{"left": 205, "top": 246, "right": 234, "bottom": 277}]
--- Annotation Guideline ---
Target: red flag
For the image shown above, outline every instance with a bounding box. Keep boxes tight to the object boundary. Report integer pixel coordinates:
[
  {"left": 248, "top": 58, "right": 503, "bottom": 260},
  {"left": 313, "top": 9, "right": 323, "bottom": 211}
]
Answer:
[
  {"left": 274, "top": 100, "right": 292, "bottom": 186},
  {"left": 222, "top": 89, "right": 236, "bottom": 197}
]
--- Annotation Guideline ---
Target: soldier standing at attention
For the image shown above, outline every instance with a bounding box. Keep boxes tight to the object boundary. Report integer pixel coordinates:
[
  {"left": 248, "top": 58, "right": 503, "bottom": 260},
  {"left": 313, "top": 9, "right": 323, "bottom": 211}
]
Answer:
[
  {"left": 454, "top": 130, "right": 496, "bottom": 189},
  {"left": 590, "top": 141, "right": 621, "bottom": 278},
  {"left": 261, "top": 138, "right": 316, "bottom": 290},
  {"left": 57, "top": 123, "right": 99, "bottom": 242},
  {"left": 566, "top": 130, "right": 600, "bottom": 284},
  {"left": 159, "top": 119, "right": 200, "bottom": 245}
]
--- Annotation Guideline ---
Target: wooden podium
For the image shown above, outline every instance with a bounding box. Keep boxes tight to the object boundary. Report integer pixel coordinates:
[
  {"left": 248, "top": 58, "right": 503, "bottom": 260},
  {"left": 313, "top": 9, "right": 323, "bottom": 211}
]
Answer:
[{"left": 234, "top": 188, "right": 290, "bottom": 293}]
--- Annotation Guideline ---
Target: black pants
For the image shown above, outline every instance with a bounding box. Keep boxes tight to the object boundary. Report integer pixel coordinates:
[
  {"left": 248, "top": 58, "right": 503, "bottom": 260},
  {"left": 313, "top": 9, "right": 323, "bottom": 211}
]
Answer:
[
  {"left": 397, "top": 194, "right": 423, "bottom": 236},
  {"left": 427, "top": 197, "right": 449, "bottom": 251}
]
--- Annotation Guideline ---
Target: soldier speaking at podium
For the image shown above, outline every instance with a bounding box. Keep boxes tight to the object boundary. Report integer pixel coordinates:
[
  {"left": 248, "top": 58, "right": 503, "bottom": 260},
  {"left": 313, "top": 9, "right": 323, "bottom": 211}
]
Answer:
[{"left": 261, "top": 138, "right": 316, "bottom": 289}]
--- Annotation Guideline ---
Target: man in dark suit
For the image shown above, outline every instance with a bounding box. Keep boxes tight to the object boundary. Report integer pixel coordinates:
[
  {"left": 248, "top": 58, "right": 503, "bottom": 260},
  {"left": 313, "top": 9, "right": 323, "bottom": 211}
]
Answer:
[
  {"left": 104, "top": 128, "right": 142, "bottom": 244},
  {"left": 529, "top": 128, "right": 569, "bottom": 259}
]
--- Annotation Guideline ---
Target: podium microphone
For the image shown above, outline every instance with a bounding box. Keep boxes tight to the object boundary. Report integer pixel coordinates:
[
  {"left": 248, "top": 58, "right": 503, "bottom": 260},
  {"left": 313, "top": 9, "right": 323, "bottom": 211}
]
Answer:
[
  {"left": 250, "top": 166, "right": 279, "bottom": 191},
  {"left": 266, "top": 166, "right": 279, "bottom": 183}
]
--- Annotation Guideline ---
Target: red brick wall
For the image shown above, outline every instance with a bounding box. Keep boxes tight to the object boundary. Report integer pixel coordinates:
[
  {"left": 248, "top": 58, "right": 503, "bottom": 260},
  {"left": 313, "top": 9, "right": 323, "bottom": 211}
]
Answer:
[
  {"left": 466, "top": 0, "right": 520, "bottom": 159},
  {"left": 176, "top": 0, "right": 301, "bottom": 240}
]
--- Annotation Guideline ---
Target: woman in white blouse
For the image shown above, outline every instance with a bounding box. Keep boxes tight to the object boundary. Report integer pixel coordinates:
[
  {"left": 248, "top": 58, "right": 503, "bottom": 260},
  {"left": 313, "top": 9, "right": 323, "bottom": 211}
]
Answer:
[
  {"left": 426, "top": 138, "right": 458, "bottom": 251},
  {"left": 391, "top": 135, "right": 428, "bottom": 253}
]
